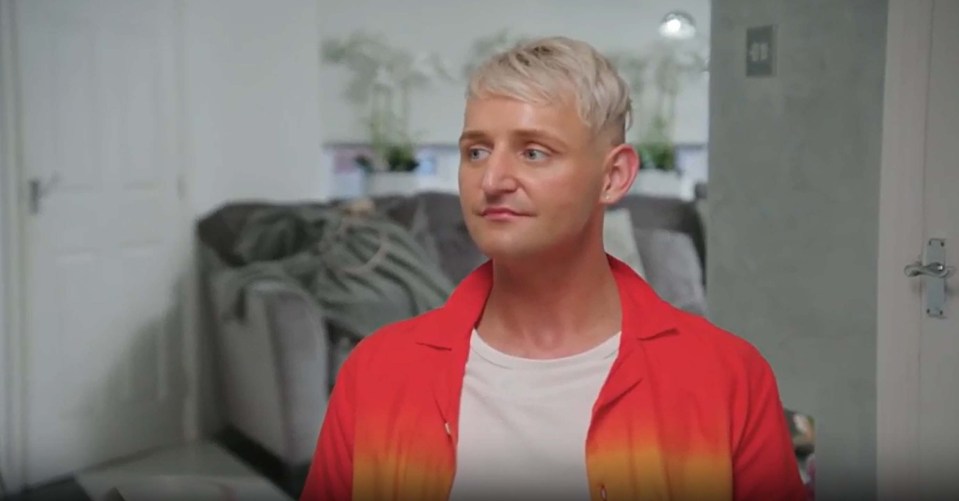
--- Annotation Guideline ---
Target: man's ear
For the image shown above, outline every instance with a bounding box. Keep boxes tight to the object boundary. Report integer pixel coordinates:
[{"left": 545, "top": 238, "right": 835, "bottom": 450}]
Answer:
[{"left": 600, "top": 143, "right": 640, "bottom": 206}]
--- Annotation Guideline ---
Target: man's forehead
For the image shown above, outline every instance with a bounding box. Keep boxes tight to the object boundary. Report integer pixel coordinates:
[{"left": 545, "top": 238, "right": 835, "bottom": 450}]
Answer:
[
  {"left": 464, "top": 94, "right": 575, "bottom": 113},
  {"left": 462, "top": 97, "right": 584, "bottom": 133}
]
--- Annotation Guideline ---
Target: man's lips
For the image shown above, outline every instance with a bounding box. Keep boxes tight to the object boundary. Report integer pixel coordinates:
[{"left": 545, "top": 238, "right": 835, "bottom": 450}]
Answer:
[{"left": 480, "top": 207, "right": 528, "bottom": 217}]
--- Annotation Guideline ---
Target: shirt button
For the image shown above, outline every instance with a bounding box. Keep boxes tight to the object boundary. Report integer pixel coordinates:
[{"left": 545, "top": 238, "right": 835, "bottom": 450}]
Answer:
[
  {"left": 600, "top": 485, "right": 607, "bottom": 500},
  {"left": 444, "top": 422, "right": 452, "bottom": 436}
]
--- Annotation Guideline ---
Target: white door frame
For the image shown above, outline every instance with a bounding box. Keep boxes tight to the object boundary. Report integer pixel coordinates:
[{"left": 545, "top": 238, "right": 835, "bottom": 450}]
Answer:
[
  {"left": 0, "top": 0, "right": 26, "bottom": 494},
  {"left": 876, "top": 0, "right": 933, "bottom": 498}
]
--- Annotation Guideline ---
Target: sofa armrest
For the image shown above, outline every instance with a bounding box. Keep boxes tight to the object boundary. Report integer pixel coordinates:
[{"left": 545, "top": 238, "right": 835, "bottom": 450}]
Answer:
[
  {"left": 255, "top": 282, "right": 331, "bottom": 465},
  {"left": 212, "top": 278, "right": 330, "bottom": 467}
]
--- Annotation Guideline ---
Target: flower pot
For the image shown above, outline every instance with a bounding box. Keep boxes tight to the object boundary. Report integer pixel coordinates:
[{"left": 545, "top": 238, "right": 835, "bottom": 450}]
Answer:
[
  {"left": 365, "top": 171, "right": 423, "bottom": 197},
  {"left": 633, "top": 169, "right": 685, "bottom": 199}
]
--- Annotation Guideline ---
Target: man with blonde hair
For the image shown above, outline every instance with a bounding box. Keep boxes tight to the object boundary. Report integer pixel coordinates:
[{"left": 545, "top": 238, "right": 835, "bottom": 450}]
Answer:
[{"left": 302, "top": 36, "right": 804, "bottom": 501}]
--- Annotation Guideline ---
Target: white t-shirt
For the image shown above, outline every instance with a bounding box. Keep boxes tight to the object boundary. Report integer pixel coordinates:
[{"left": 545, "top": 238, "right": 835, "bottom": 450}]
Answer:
[{"left": 448, "top": 329, "right": 620, "bottom": 501}]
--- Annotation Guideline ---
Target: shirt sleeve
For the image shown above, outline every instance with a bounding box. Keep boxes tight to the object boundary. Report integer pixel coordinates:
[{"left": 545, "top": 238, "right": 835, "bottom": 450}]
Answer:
[
  {"left": 732, "top": 353, "right": 808, "bottom": 501},
  {"left": 300, "top": 353, "right": 358, "bottom": 501}
]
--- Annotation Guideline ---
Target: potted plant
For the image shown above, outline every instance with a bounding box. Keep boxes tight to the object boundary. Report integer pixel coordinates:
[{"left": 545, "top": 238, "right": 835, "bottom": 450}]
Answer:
[
  {"left": 356, "top": 142, "right": 423, "bottom": 196},
  {"left": 620, "top": 40, "right": 707, "bottom": 198},
  {"left": 322, "top": 32, "right": 447, "bottom": 195}
]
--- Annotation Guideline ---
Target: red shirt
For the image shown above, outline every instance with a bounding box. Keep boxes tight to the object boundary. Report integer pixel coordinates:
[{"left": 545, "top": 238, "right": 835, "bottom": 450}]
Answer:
[{"left": 302, "top": 258, "right": 805, "bottom": 501}]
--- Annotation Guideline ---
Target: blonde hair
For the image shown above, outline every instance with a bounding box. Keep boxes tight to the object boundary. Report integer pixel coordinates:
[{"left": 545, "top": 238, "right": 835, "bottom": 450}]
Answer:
[{"left": 467, "top": 36, "right": 632, "bottom": 143}]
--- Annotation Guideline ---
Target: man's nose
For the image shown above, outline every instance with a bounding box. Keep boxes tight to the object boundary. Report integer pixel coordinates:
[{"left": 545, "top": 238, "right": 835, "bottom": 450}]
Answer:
[{"left": 481, "top": 150, "right": 519, "bottom": 195}]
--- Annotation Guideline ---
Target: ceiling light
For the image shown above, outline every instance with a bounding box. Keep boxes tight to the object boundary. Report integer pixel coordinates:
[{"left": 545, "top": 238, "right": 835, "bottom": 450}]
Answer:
[{"left": 659, "top": 11, "right": 697, "bottom": 40}]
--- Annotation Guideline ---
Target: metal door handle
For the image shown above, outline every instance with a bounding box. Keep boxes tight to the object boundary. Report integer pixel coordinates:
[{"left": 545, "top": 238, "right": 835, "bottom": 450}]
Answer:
[
  {"left": 905, "top": 239, "right": 952, "bottom": 318},
  {"left": 904, "top": 261, "right": 955, "bottom": 279},
  {"left": 28, "top": 173, "right": 60, "bottom": 215}
]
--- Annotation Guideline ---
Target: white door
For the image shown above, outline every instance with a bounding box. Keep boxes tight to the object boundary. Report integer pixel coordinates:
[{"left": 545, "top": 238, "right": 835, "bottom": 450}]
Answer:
[
  {"left": 879, "top": 0, "right": 959, "bottom": 498},
  {"left": 917, "top": 0, "right": 959, "bottom": 497},
  {"left": 15, "top": 0, "right": 187, "bottom": 486}
]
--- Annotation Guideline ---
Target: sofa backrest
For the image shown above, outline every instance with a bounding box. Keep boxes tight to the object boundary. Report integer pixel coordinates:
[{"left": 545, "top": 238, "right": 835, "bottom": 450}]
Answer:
[
  {"left": 610, "top": 194, "right": 707, "bottom": 272},
  {"left": 195, "top": 191, "right": 706, "bottom": 283}
]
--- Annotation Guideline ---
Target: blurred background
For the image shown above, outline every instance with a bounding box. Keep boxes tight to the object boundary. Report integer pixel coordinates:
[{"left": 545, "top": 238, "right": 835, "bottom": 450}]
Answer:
[{"left": 1, "top": 1, "right": 956, "bottom": 500}]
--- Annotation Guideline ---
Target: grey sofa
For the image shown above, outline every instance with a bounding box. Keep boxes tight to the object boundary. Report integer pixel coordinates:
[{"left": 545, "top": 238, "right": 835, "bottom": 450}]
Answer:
[{"left": 195, "top": 191, "right": 708, "bottom": 472}]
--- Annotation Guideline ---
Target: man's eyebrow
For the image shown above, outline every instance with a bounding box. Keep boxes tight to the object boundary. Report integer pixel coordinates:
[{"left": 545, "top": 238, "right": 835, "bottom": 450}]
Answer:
[
  {"left": 512, "top": 128, "right": 566, "bottom": 145},
  {"left": 458, "top": 130, "right": 487, "bottom": 144},
  {"left": 459, "top": 128, "right": 567, "bottom": 147}
]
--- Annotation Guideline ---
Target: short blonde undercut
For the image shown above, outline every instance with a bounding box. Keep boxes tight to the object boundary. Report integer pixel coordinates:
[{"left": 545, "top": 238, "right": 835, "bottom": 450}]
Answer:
[{"left": 467, "top": 36, "right": 632, "bottom": 143}]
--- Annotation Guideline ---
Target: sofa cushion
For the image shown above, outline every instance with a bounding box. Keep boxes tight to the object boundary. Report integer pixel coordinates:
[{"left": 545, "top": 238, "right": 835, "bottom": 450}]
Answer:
[
  {"left": 603, "top": 208, "right": 646, "bottom": 277},
  {"left": 633, "top": 228, "right": 707, "bottom": 316},
  {"left": 415, "top": 192, "right": 487, "bottom": 283},
  {"left": 612, "top": 195, "right": 706, "bottom": 275},
  {"left": 374, "top": 195, "right": 444, "bottom": 270},
  {"left": 198, "top": 203, "right": 282, "bottom": 267}
]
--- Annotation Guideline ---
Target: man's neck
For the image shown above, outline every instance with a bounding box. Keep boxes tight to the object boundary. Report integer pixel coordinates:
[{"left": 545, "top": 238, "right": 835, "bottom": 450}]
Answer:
[{"left": 477, "top": 243, "right": 623, "bottom": 359}]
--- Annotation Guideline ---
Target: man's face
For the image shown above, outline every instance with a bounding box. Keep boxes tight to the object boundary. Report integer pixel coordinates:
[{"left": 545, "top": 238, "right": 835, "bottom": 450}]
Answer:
[{"left": 458, "top": 94, "right": 610, "bottom": 261}]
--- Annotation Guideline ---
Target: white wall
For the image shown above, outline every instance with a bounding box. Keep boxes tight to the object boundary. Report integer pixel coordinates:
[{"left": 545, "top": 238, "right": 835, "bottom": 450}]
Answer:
[
  {"left": 183, "top": 0, "right": 328, "bottom": 216},
  {"left": 179, "top": 0, "right": 328, "bottom": 436},
  {"left": 317, "top": 0, "right": 711, "bottom": 146}
]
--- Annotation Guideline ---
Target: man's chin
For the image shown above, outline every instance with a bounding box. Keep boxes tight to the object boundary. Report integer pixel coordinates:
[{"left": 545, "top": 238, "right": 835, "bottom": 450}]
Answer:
[{"left": 475, "top": 239, "right": 545, "bottom": 263}]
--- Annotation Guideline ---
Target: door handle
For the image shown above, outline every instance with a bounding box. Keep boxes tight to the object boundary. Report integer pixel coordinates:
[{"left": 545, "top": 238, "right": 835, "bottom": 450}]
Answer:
[
  {"left": 904, "top": 238, "right": 952, "bottom": 318},
  {"left": 28, "top": 173, "right": 60, "bottom": 215},
  {"left": 904, "top": 261, "right": 954, "bottom": 279}
]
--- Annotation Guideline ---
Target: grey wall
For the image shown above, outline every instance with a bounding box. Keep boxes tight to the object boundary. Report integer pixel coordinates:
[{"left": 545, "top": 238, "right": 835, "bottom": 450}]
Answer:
[
  {"left": 0, "top": 100, "right": 5, "bottom": 492},
  {"left": 0, "top": 27, "right": 8, "bottom": 489},
  {"left": 708, "top": 1, "right": 887, "bottom": 499},
  {"left": 0, "top": 110, "right": 5, "bottom": 355}
]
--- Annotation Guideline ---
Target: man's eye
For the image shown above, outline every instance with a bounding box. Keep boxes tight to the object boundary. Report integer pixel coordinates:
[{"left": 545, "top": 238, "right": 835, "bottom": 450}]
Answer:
[
  {"left": 468, "top": 147, "right": 490, "bottom": 161},
  {"left": 523, "top": 149, "right": 549, "bottom": 161}
]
